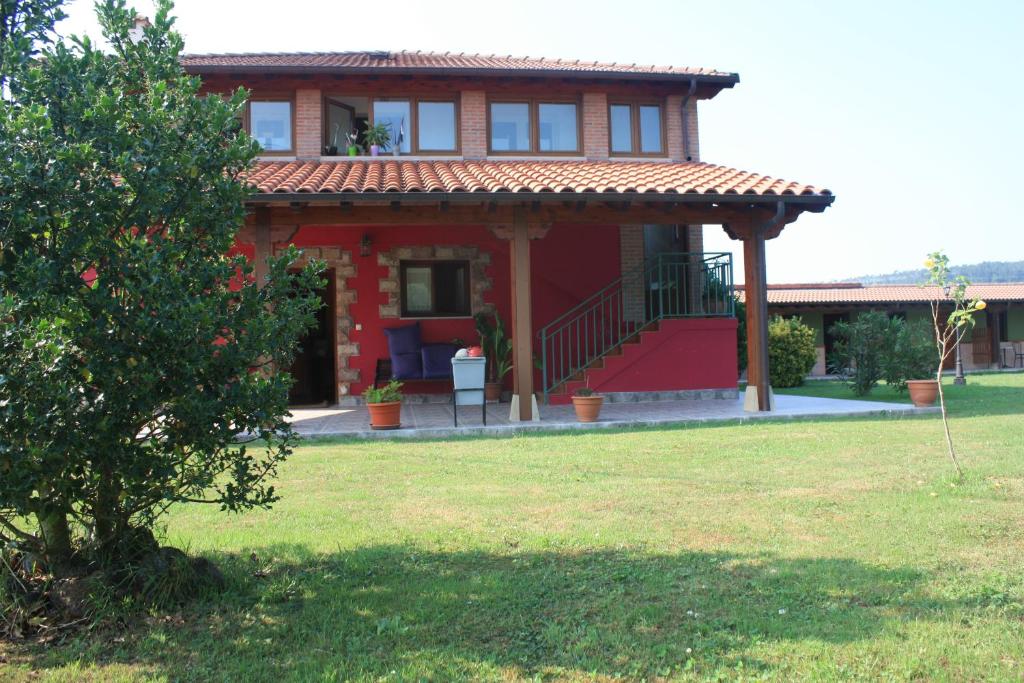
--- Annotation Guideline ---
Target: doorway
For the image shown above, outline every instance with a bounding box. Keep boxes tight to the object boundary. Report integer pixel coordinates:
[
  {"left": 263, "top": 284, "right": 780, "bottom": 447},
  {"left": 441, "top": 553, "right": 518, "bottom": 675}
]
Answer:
[{"left": 287, "top": 270, "right": 337, "bottom": 405}]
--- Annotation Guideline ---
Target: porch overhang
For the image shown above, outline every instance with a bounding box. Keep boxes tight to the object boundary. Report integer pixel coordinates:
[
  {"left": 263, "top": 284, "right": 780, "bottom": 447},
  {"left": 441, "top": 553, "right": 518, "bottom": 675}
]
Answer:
[{"left": 240, "top": 160, "right": 835, "bottom": 415}]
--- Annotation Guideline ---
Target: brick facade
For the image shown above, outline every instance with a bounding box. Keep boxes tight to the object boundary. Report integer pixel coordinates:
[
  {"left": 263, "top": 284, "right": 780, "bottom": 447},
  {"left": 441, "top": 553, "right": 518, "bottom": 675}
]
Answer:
[
  {"left": 582, "top": 92, "right": 609, "bottom": 160},
  {"left": 295, "top": 88, "right": 322, "bottom": 159},
  {"left": 620, "top": 225, "right": 645, "bottom": 321},
  {"left": 461, "top": 91, "right": 487, "bottom": 159}
]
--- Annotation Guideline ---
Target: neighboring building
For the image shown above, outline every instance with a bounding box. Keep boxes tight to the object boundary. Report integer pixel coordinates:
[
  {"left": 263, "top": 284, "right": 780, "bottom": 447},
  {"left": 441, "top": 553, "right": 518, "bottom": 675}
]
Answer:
[
  {"left": 739, "top": 283, "right": 1024, "bottom": 375},
  {"left": 182, "top": 50, "right": 834, "bottom": 417}
]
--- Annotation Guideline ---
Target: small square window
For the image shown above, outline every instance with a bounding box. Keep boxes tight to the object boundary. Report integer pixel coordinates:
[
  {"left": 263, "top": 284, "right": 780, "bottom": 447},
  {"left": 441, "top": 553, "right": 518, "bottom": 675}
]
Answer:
[
  {"left": 400, "top": 261, "right": 471, "bottom": 318},
  {"left": 490, "top": 103, "right": 531, "bottom": 152},
  {"left": 417, "top": 101, "right": 457, "bottom": 151},
  {"left": 373, "top": 100, "right": 412, "bottom": 154},
  {"left": 538, "top": 103, "right": 578, "bottom": 152},
  {"left": 250, "top": 101, "right": 292, "bottom": 152}
]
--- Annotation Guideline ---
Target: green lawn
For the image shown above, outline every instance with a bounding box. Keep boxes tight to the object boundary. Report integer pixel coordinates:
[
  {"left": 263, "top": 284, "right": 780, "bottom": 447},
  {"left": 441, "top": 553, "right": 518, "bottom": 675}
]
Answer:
[{"left": 4, "top": 373, "right": 1024, "bottom": 681}]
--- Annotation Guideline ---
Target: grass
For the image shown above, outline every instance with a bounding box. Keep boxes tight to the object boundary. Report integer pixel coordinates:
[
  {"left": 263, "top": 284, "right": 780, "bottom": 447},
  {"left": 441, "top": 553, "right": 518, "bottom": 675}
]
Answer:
[{"left": 3, "top": 373, "right": 1024, "bottom": 681}]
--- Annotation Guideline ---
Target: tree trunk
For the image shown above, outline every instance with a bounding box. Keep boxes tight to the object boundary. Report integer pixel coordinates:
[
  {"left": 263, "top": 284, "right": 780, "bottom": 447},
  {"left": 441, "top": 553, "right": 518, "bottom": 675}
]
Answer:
[
  {"left": 93, "top": 465, "right": 121, "bottom": 561},
  {"left": 37, "top": 509, "right": 73, "bottom": 570}
]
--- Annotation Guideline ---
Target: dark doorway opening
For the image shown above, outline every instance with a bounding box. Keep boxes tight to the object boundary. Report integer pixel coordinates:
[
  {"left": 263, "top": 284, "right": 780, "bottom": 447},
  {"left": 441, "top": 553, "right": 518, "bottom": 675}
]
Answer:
[
  {"left": 287, "top": 270, "right": 336, "bottom": 405},
  {"left": 823, "top": 313, "right": 849, "bottom": 373}
]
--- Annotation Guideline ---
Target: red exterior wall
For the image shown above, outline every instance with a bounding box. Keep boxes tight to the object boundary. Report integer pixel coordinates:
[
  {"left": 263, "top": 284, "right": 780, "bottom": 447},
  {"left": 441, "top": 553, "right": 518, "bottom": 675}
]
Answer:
[
  {"left": 565, "top": 318, "right": 739, "bottom": 395},
  {"left": 253, "top": 223, "right": 621, "bottom": 398}
]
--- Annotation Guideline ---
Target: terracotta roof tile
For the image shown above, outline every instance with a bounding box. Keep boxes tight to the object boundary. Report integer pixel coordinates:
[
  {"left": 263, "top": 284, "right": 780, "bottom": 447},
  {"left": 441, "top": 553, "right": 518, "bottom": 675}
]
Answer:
[
  {"left": 245, "top": 160, "right": 831, "bottom": 199},
  {"left": 738, "top": 284, "right": 1024, "bottom": 305},
  {"left": 181, "top": 50, "right": 736, "bottom": 81}
]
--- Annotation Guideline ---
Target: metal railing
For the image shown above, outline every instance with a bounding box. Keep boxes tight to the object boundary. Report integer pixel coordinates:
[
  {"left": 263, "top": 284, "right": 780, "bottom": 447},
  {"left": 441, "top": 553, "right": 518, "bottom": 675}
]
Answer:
[{"left": 538, "top": 252, "right": 734, "bottom": 402}]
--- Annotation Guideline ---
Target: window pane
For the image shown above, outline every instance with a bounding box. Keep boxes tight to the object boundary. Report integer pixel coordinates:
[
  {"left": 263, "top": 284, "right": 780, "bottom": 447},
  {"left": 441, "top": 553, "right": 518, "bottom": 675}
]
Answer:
[
  {"left": 610, "top": 104, "right": 632, "bottom": 153},
  {"left": 250, "top": 101, "right": 292, "bottom": 151},
  {"left": 404, "top": 266, "right": 433, "bottom": 313},
  {"left": 373, "top": 100, "right": 412, "bottom": 153},
  {"left": 417, "top": 101, "right": 456, "bottom": 151},
  {"left": 490, "top": 103, "right": 530, "bottom": 151},
  {"left": 639, "top": 105, "right": 663, "bottom": 153},
  {"left": 435, "top": 262, "right": 469, "bottom": 316},
  {"left": 538, "top": 103, "right": 578, "bottom": 152}
]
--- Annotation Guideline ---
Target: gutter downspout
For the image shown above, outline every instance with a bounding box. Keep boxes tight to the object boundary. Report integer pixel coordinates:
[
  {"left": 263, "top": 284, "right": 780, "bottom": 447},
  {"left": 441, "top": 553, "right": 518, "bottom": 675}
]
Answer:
[{"left": 681, "top": 77, "right": 698, "bottom": 162}]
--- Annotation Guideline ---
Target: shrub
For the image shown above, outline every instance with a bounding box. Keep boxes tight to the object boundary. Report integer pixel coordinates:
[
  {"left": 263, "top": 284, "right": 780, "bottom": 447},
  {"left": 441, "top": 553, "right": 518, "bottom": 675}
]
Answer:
[
  {"left": 363, "top": 380, "right": 403, "bottom": 404},
  {"left": 829, "top": 311, "right": 902, "bottom": 395},
  {"left": 884, "top": 319, "right": 939, "bottom": 391},
  {"left": 767, "top": 316, "right": 817, "bottom": 388}
]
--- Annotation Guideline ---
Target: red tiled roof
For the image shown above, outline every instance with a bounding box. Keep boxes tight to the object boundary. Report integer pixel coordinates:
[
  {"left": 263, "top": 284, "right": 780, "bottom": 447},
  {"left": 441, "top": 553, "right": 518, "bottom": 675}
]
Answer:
[
  {"left": 182, "top": 50, "right": 737, "bottom": 82},
  {"left": 739, "top": 283, "right": 1024, "bottom": 305},
  {"left": 245, "top": 160, "right": 831, "bottom": 199}
]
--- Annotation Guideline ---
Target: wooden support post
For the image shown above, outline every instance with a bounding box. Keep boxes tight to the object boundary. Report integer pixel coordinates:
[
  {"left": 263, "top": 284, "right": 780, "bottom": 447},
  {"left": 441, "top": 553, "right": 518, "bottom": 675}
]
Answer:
[
  {"left": 509, "top": 207, "right": 537, "bottom": 422},
  {"left": 743, "top": 229, "right": 773, "bottom": 411},
  {"left": 253, "top": 206, "right": 272, "bottom": 289}
]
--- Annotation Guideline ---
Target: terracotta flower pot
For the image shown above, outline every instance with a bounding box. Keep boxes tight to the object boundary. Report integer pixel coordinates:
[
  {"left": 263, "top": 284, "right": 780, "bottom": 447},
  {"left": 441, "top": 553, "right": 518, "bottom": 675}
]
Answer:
[
  {"left": 366, "top": 400, "right": 401, "bottom": 429},
  {"left": 572, "top": 395, "right": 604, "bottom": 422},
  {"left": 906, "top": 379, "right": 939, "bottom": 407},
  {"left": 485, "top": 382, "right": 503, "bottom": 403}
]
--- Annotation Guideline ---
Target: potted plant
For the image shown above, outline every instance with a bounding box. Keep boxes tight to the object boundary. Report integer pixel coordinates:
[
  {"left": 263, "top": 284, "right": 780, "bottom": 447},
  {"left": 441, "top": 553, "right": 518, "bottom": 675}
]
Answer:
[
  {"left": 885, "top": 318, "right": 941, "bottom": 407},
  {"left": 362, "top": 379, "right": 402, "bottom": 429},
  {"left": 475, "top": 311, "right": 512, "bottom": 402},
  {"left": 346, "top": 130, "right": 361, "bottom": 156},
  {"left": 572, "top": 386, "right": 604, "bottom": 423},
  {"left": 362, "top": 122, "right": 391, "bottom": 157}
]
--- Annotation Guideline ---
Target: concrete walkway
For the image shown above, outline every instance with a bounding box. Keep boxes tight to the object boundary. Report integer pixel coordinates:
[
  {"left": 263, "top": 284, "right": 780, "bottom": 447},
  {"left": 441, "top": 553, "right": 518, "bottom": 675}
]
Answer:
[{"left": 289, "top": 394, "right": 937, "bottom": 440}]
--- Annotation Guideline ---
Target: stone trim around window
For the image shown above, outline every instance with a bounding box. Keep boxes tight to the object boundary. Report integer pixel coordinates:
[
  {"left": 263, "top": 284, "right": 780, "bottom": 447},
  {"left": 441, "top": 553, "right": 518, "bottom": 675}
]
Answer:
[
  {"left": 377, "top": 245, "right": 493, "bottom": 319},
  {"left": 274, "top": 245, "right": 359, "bottom": 401}
]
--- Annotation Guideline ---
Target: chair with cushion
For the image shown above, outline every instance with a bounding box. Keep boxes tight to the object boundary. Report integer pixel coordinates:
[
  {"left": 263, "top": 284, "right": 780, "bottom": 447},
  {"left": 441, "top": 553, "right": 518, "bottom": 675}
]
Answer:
[{"left": 380, "top": 322, "right": 458, "bottom": 385}]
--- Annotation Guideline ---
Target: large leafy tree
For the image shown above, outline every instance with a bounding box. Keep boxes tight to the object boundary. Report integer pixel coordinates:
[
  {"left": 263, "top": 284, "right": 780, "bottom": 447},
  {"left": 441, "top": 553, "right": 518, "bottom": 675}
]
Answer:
[{"left": 0, "top": 0, "right": 321, "bottom": 571}]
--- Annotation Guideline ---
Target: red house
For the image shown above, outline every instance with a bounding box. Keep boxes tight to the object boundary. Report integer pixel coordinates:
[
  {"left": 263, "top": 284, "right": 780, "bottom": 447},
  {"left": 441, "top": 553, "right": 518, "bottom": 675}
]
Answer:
[{"left": 183, "top": 51, "right": 834, "bottom": 419}]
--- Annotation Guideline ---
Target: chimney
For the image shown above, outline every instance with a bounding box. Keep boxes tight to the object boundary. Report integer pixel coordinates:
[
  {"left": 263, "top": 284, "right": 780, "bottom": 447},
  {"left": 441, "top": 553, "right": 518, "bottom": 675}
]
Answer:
[{"left": 128, "top": 15, "right": 151, "bottom": 43}]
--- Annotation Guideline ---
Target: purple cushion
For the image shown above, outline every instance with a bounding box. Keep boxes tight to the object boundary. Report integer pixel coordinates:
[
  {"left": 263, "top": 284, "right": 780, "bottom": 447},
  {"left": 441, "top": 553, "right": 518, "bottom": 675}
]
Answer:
[
  {"left": 422, "top": 344, "right": 457, "bottom": 379},
  {"left": 390, "top": 352, "right": 423, "bottom": 380},
  {"left": 383, "top": 323, "right": 421, "bottom": 356}
]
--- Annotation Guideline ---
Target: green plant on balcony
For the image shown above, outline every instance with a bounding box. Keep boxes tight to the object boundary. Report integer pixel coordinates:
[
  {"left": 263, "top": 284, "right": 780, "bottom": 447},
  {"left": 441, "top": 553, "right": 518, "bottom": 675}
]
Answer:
[{"left": 362, "top": 122, "right": 392, "bottom": 155}]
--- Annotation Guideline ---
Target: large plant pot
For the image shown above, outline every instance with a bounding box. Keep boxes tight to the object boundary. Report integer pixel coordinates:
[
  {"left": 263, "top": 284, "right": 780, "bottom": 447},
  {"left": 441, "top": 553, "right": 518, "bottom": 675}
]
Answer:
[
  {"left": 572, "top": 395, "right": 604, "bottom": 423},
  {"left": 906, "top": 379, "right": 939, "bottom": 407},
  {"left": 485, "top": 382, "right": 503, "bottom": 403},
  {"left": 366, "top": 400, "right": 401, "bottom": 429},
  {"left": 369, "top": 144, "right": 380, "bottom": 157}
]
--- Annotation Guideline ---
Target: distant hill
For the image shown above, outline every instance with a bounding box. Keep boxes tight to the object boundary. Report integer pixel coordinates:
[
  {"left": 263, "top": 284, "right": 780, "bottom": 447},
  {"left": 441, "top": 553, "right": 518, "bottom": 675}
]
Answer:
[{"left": 846, "top": 260, "right": 1024, "bottom": 285}]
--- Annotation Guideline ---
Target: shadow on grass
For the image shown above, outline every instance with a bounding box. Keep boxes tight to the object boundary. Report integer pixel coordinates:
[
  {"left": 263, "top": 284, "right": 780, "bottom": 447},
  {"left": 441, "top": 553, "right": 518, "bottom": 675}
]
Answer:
[{"left": 16, "top": 545, "right": 972, "bottom": 680}]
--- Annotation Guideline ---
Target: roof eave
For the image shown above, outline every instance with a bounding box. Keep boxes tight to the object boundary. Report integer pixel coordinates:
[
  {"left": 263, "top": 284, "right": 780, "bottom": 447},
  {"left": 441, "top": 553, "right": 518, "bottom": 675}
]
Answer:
[
  {"left": 244, "top": 190, "right": 832, "bottom": 207},
  {"left": 183, "top": 63, "right": 740, "bottom": 88}
]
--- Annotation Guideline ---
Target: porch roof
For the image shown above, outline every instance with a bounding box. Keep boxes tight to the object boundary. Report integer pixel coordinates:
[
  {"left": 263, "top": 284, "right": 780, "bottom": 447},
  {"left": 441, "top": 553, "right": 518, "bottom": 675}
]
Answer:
[
  {"left": 738, "top": 283, "right": 1024, "bottom": 305},
  {"left": 244, "top": 160, "right": 833, "bottom": 208}
]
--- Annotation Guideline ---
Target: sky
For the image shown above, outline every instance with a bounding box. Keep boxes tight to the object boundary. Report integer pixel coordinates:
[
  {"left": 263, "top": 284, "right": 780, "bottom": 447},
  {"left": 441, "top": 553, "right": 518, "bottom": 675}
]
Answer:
[{"left": 55, "top": 0, "right": 1024, "bottom": 283}]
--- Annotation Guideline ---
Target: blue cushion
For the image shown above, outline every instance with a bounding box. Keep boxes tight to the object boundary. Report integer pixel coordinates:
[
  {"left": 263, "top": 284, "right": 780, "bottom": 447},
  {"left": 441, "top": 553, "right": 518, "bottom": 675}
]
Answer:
[
  {"left": 390, "top": 352, "right": 423, "bottom": 380},
  {"left": 421, "top": 344, "right": 457, "bottom": 379},
  {"left": 383, "top": 323, "right": 421, "bottom": 356}
]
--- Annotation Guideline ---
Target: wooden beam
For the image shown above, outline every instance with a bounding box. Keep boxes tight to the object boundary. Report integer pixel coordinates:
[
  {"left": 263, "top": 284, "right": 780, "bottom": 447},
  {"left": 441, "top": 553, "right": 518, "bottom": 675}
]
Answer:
[
  {"left": 253, "top": 206, "right": 272, "bottom": 289},
  {"left": 743, "top": 229, "right": 771, "bottom": 411},
  {"left": 247, "top": 202, "right": 792, "bottom": 228},
  {"left": 508, "top": 207, "right": 535, "bottom": 422}
]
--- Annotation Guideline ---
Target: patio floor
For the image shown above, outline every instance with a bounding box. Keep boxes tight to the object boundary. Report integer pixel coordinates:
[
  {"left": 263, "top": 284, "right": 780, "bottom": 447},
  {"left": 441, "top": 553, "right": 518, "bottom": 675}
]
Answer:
[{"left": 289, "top": 394, "right": 937, "bottom": 439}]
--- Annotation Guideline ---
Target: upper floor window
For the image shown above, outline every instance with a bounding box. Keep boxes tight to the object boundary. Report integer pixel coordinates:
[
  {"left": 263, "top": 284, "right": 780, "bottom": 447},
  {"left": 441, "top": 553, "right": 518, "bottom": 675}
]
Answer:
[
  {"left": 323, "top": 95, "right": 458, "bottom": 155},
  {"left": 609, "top": 102, "right": 665, "bottom": 156},
  {"left": 249, "top": 99, "right": 293, "bottom": 153},
  {"left": 489, "top": 100, "right": 580, "bottom": 154}
]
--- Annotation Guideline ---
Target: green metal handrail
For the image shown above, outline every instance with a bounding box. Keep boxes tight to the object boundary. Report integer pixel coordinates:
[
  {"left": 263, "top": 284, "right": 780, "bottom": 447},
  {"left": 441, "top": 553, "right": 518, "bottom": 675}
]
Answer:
[{"left": 538, "top": 252, "right": 734, "bottom": 402}]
